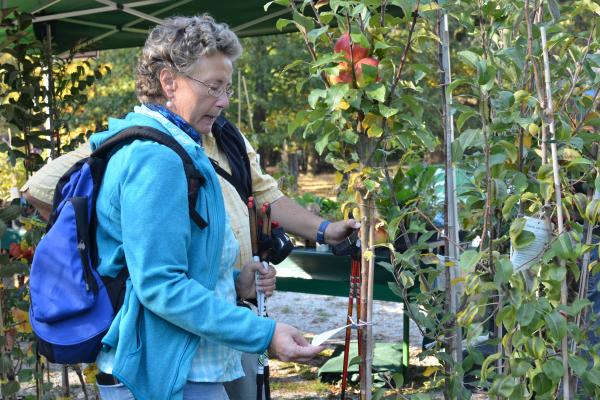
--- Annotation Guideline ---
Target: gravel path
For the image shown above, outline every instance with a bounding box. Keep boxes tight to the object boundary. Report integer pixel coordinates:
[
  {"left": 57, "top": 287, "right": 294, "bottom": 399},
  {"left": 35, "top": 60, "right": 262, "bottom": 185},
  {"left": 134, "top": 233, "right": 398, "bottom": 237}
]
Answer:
[{"left": 267, "top": 291, "right": 434, "bottom": 366}]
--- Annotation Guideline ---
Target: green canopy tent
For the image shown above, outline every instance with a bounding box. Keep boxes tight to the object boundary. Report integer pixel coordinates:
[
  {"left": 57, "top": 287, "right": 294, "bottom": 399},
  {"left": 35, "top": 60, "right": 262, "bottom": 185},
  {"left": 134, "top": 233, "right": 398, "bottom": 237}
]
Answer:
[{"left": 3, "top": 0, "right": 294, "bottom": 54}]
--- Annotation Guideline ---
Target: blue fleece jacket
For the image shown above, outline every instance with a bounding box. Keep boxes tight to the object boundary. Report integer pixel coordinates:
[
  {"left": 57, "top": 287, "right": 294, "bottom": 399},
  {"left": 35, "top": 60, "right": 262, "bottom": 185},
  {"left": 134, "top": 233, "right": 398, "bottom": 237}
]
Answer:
[{"left": 90, "top": 108, "right": 276, "bottom": 400}]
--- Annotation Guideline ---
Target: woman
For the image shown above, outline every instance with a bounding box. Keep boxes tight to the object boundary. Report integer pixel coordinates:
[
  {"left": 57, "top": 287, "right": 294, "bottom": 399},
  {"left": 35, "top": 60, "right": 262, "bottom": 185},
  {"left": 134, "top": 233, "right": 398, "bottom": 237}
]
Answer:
[{"left": 92, "top": 14, "right": 323, "bottom": 400}]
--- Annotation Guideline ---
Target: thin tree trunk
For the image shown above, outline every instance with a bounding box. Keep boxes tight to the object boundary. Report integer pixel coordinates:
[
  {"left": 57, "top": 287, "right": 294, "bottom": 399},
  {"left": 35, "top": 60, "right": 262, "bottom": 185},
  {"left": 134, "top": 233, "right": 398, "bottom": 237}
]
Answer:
[
  {"left": 358, "top": 195, "right": 373, "bottom": 400},
  {"left": 540, "top": 25, "right": 570, "bottom": 400}
]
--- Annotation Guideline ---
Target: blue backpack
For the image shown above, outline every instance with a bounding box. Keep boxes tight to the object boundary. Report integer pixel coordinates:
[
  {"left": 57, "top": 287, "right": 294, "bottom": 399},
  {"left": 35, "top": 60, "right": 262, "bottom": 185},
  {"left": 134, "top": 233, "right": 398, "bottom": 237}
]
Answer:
[{"left": 29, "top": 126, "right": 207, "bottom": 364}]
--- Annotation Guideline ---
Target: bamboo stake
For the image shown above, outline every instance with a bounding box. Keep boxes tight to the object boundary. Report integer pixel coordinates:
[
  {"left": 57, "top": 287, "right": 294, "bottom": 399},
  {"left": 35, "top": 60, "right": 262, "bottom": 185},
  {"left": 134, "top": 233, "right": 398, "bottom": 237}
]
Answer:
[
  {"left": 365, "top": 198, "right": 376, "bottom": 399},
  {"left": 242, "top": 76, "right": 254, "bottom": 133},
  {"left": 440, "top": 8, "right": 462, "bottom": 369},
  {"left": 237, "top": 69, "right": 241, "bottom": 128},
  {"left": 540, "top": 25, "right": 570, "bottom": 400},
  {"left": 358, "top": 195, "right": 372, "bottom": 400}
]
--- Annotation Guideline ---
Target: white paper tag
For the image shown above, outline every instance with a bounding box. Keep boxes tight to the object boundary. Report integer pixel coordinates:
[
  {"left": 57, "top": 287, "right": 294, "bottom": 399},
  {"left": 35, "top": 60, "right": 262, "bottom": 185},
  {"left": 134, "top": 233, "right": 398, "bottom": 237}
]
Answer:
[
  {"left": 311, "top": 325, "right": 350, "bottom": 346},
  {"left": 510, "top": 216, "right": 551, "bottom": 272}
]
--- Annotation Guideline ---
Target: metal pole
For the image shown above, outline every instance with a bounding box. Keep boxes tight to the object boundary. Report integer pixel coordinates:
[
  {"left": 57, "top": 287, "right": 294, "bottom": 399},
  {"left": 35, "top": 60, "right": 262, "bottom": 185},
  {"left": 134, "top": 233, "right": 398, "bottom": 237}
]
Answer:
[{"left": 440, "top": 9, "right": 462, "bottom": 366}]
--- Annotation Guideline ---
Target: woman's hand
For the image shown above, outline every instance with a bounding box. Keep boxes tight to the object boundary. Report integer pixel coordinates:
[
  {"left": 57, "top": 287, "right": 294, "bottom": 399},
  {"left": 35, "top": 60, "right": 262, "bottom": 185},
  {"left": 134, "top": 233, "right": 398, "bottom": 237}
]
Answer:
[
  {"left": 268, "top": 323, "right": 325, "bottom": 363},
  {"left": 236, "top": 260, "right": 276, "bottom": 300}
]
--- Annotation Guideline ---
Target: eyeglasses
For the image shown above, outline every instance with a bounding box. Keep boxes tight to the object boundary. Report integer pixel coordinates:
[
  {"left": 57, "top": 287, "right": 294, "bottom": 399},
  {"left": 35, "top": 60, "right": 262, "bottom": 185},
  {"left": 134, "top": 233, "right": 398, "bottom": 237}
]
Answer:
[{"left": 182, "top": 74, "right": 234, "bottom": 98}]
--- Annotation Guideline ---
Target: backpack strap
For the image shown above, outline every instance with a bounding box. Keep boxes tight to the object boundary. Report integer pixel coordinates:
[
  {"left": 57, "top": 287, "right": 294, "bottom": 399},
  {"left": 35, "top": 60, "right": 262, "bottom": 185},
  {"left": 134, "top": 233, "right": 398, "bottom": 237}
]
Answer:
[
  {"left": 209, "top": 158, "right": 247, "bottom": 203},
  {"left": 92, "top": 126, "right": 208, "bottom": 229},
  {"left": 211, "top": 117, "right": 252, "bottom": 202}
]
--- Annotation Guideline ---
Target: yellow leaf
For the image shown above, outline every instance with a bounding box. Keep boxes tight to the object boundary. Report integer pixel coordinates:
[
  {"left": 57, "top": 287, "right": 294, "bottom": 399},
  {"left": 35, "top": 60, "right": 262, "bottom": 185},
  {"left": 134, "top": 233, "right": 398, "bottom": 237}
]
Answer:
[
  {"left": 335, "top": 171, "right": 344, "bottom": 185},
  {"left": 334, "top": 99, "right": 350, "bottom": 111},
  {"left": 451, "top": 277, "right": 465, "bottom": 286},
  {"left": 364, "top": 250, "right": 374, "bottom": 261},
  {"left": 343, "top": 163, "right": 360, "bottom": 173},
  {"left": 11, "top": 308, "right": 32, "bottom": 334},
  {"left": 423, "top": 366, "right": 440, "bottom": 377},
  {"left": 84, "top": 364, "right": 99, "bottom": 384},
  {"left": 361, "top": 113, "right": 378, "bottom": 130},
  {"left": 523, "top": 133, "right": 532, "bottom": 149}
]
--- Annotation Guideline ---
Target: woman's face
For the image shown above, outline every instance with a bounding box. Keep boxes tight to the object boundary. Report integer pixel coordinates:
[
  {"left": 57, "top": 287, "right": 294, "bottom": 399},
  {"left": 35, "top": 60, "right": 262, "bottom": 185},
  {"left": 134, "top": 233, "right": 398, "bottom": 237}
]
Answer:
[{"left": 168, "top": 52, "right": 233, "bottom": 134}]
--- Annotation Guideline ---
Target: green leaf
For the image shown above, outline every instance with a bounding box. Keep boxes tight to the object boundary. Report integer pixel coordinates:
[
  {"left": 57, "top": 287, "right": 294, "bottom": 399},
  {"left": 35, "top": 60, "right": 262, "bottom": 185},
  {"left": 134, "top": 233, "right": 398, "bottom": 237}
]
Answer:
[
  {"left": 586, "top": 1, "right": 600, "bottom": 15},
  {"left": 0, "top": 204, "right": 21, "bottom": 222},
  {"left": 584, "top": 367, "right": 600, "bottom": 386},
  {"left": 325, "top": 84, "right": 349, "bottom": 110},
  {"left": 585, "top": 198, "right": 600, "bottom": 224},
  {"left": 308, "top": 89, "right": 326, "bottom": 109},
  {"left": 490, "top": 375, "right": 517, "bottom": 397},
  {"left": 365, "top": 82, "right": 386, "bottom": 103},
  {"left": 282, "top": 59, "right": 304, "bottom": 74},
  {"left": 459, "top": 250, "right": 481, "bottom": 272},
  {"left": 544, "top": 311, "right": 567, "bottom": 342},
  {"left": 446, "top": 78, "right": 471, "bottom": 93},
  {"left": 551, "top": 232, "right": 575, "bottom": 260},
  {"left": 480, "top": 352, "right": 502, "bottom": 381},
  {"left": 315, "top": 133, "right": 330, "bottom": 155},
  {"left": 537, "top": 164, "right": 554, "bottom": 181},
  {"left": 458, "top": 50, "right": 481, "bottom": 68},
  {"left": 542, "top": 358, "right": 564, "bottom": 383},
  {"left": 509, "top": 217, "right": 526, "bottom": 242},
  {"left": 457, "top": 110, "right": 477, "bottom": 131},
  {"left": 547, "top": 0, "right": 560, "bottom": 22},
  {"left": 502, "top": 195, "right": 519, "bottom": 220},
  {"left": 526, "top": 336, "right": 546, "bottom": 359},
  {"left": 378, "top": 104, "right": 399, "bottom": 118},
  {"left": 510, "top": 359, "right": 532, "bottom": 377},
  {"left": 516, "top": 303, "right": 536, "bottom": 326},
  {"left": 292, "top": 10, "right": 315, "bottom": 33},
  {"left": 513, "top": 230, "right": 535, "bottom": 249},
  {"left": 458, "top": 128, "right": 483, "bottom": 150},
  {"left": 569, "top": 354, "right": 588, "bottom": 377},
  {"left": 307, "top": 26, "right": 329, "bottom": 44},
  {"left": 566, "top": 157, "right": 593, "bottom": 170},
  {"left": 1, "top": 380, "right": 19, "bottom": 396},
  {"left": 532, "top": 372, "right": 553, "bottom": 394},
  {"left": 0, "top": 262, "right": 29, "bottom": 278},
  {"left": 496, "top": 258, "right": 514, "bottom": 284}
]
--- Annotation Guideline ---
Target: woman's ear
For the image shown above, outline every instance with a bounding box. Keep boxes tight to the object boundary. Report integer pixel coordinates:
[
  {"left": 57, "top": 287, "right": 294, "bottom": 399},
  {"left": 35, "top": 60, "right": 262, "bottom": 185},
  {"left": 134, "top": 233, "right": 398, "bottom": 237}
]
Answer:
[{"left": 159, "top": 69, "right": 177, "bottom": 100}]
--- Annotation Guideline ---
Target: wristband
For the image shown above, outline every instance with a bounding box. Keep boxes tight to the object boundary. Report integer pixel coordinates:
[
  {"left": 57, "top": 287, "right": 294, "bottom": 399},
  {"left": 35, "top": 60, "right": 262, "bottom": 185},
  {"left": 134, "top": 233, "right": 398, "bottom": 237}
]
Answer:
[{"left": 316, "top": 220, "right": 331, "bottom": 244}]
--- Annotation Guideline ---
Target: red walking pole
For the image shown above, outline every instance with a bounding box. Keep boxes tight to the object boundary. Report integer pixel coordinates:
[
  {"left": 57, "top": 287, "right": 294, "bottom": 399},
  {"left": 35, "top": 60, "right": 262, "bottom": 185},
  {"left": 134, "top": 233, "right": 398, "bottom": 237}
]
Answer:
[{"left": 340, "top": 256, "right": 361, "bottom": 399}]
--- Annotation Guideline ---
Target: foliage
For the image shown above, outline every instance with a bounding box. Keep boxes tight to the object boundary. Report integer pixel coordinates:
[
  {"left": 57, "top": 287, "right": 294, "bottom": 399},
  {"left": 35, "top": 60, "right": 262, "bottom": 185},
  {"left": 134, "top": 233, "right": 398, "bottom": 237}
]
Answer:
[
  {"left": 0, "top": 9, "right": 110, "bottom": 398},
  {"left": 0, "top": 9, "right": 108, "bottom": 174},
  {"left": 69, "top": 48, "right": 139, "bottom": 131},
  {"left": 274, "top": 0, "right": 600, "bottom": 398},
  {"left": 0, "top": 200, "right": 45, "bottom": 398}
]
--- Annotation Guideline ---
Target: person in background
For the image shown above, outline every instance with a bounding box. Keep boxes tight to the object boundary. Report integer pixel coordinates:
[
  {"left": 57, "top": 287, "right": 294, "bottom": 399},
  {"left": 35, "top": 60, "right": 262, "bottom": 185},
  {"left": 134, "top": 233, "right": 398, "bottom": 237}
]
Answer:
[{"left": 22, "top": 14, "right": 357, "bottom": 400}]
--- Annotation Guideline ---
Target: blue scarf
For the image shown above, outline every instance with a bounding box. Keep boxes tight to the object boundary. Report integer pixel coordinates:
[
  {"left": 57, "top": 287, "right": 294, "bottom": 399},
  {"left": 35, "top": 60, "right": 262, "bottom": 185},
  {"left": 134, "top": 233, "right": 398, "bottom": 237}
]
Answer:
[{"left": 145, "top": 103, "right": 202, "bottom": 145}]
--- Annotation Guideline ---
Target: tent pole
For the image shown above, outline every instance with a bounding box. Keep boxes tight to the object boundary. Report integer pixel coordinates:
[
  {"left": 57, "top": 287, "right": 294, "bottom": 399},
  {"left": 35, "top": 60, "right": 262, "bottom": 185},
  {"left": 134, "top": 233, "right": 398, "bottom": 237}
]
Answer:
[{"left": 45, "top": 23, "right": 57, "bottom": 158}]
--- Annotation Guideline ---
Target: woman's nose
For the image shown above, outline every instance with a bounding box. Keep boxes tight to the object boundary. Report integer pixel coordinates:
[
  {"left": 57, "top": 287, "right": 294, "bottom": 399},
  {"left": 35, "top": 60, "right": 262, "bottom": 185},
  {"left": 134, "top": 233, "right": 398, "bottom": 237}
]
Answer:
[{"left": 215, "top": 93, "right": 229, "bottom": 108}]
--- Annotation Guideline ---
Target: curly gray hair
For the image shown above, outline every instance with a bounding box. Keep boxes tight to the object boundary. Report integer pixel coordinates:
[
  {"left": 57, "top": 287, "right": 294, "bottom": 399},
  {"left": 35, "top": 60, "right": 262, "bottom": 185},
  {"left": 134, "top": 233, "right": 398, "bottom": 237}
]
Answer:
[{"left": 136, "top": 14, "right": 242, "bottom": 104}]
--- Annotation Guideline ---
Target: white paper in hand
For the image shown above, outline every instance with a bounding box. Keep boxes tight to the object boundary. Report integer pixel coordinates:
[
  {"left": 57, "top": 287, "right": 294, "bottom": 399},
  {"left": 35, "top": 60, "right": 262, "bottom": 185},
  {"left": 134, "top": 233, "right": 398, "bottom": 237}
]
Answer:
[{"left": 311, "top": 325, "right": 350, "bottom": 346}]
